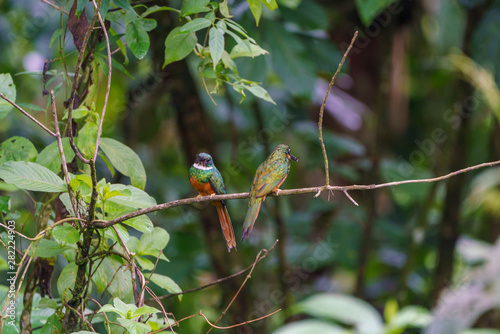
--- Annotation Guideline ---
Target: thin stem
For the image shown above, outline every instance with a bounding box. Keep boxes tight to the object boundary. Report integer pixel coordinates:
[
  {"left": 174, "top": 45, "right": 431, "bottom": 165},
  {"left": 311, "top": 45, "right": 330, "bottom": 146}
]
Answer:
[
  {"left": 0, "top": 92, "right": 56, "bottom": 137},
  {"left": 317, "top": 31, "right": 358, "bottom": 186},
  {"left": 151, "top": 240, "right": 278, "bottom": 301},
  {"left": 51, "top": 90, "right": 79, "bottom": 215},
  {"left": 91, "top": 0, "right": 112, "bottom": 162}
]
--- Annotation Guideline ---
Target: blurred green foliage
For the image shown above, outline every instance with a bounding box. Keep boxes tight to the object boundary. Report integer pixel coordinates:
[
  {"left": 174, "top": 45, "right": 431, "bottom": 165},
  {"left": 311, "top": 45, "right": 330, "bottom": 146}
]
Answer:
[{"left": 0, "top": 0, "right": 500, "bottom": 333}]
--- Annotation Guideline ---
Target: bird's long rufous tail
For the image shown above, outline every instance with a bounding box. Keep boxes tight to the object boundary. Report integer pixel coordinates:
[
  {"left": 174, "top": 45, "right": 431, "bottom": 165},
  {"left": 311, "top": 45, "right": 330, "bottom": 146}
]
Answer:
[
  {"left": 241, "top": 201, "right": 262, "bottom": 240},
  {"left": 216, "top": 205, "right": 237, "bottom": 252}
]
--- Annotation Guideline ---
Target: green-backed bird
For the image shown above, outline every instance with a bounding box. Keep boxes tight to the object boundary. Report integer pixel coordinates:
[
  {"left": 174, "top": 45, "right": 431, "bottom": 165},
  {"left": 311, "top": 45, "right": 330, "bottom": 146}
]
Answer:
[
  {"left": 242, "top": 144, "right": 298, "bottom": 239},
  {"left": 189, "top": 153, "right": 237, "bottom": 251}
]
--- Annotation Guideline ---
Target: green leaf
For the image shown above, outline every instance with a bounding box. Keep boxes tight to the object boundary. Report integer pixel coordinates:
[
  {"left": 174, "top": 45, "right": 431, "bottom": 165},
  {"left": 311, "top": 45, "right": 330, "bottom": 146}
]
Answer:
[
  {"left": 40, "top": 313, "right": 62, "bottom": 334},
  {"left": 77, "top": 0, "right": 87, "bottom": 16},
  {"left": 120, "top": 214, "right": 154, "bottom": 233},
  {"left": 100, "top": 0, "right": 110, "bottom": 18},
  {"left": 261, "top": 0, "right": 278, "bottom": 10},
  {"left": 221, "top": 51, "right": 238, "bottom": 74},
  {"left": 36, "top": 297, "right": 58, "bottom": 310},
  {"left": 163, "top": 27, "right": 197, "bottom": 67},
  {"left": 99, "top": 138, "right": 147, "bottom": 189},
  {"left": 140, "top": 18, "right": 157, "bottom": 32},
  {"left": 0, "top": 196, "right": 10, "bottom": 213},
  {"left": 0, "top": 161, "right": 67, "bottom": 192},
  {"left": 77, "top": 121, "right": 98, "bottom": 159},
  {"left": 139, "top": 227, "right": 169, "bottom": 257},
  {"left": 91, "top": 263, "right": 108, "bottom": 293},
  {"left": 52, "top": 225, "right": 80, "bottom": 244},
  {"left": 181, "top": 0, "right": 210, "bottom": 16},
  {"left": 148, "top": 273, "right": 182, "bottom": 300},
  {"left": 230, "top": 43, "right": 268, "bottom": 58},
  {"left": 0, "top": 136, "right": 37, "bottom": 164},
  {"left": 102, "top": 256, "right": 133, "bottom": 303},
  {"left": 131, "top": 305, "right": 161, "bottom": 318},
  {"left": 0, "top": 73, "right": 16, "bottom": 119},
  {"left": 387, "top": 306, "right": 432, "bottom": 331},
  {"left": 209, "top": 27, "right": 224, "bottom": 69},
  {"left": 354, "top": 0, "right": 399, "bottom": 25},
  {"left": 34, "top": 239, "right": 72, "bottom": 257},
  {"left": 126, "top": 20, "right": 150, "bottom": 60},
  {"left": 63, "top": 107, "right": 89, "bottom": 120},
  {"left": 17, "top": 102, "right": 46, "bottom": 112},
  {"left": 247, "top": 0, "right": 262, "bottom": 26},
  {"left": 243, "top": 83, "right": 275, "bottom": 104},
  {"left": 105, "top": 184, "right": 156, "bottom": 210},
  {"left": 50, "top": 28, "right": 64, "bottom": 48},
  {"left": 112, "top": 0, "right": 137, "bottom": 16},
  {"left": 117, "top": 318, "right": 152, "bottom": 334},
  {"left": 179, "top": 18, "right": 212, "bottom": 33},
  {"left": 36, "top": 138, "right": 76, "bottom": 174},
  {"left": 293, "top": 294, "right": 384, "bottom": 334},
  {"left": 220, "top": 0, "right": 232, "bottom": 17},
  {"left": 140, "top": 5, "right": 178, "bottom": 17}
]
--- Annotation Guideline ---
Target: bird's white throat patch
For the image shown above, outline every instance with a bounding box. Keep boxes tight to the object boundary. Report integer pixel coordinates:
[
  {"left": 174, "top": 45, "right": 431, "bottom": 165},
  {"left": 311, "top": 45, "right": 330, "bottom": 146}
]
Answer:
[{"left": 193, "top": 163, "right": 213, "bottom": 171}]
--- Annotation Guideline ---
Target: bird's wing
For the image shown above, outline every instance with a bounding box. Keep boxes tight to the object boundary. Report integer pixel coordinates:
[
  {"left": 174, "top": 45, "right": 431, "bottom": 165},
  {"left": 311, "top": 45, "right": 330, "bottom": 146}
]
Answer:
[
  {"left": 209, "top": 168, "right": 227, "bottom": 202},
  {"left": 252, "top": 163, "right": 285, "bottom": 199}
]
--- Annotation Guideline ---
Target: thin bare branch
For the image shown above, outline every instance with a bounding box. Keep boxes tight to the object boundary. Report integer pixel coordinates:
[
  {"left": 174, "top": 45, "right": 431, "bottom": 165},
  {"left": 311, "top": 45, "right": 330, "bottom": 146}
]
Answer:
[
  {"left": 93, "top": 159, "right": 500, "bottom": 227},
  {"left": 40, "top": 0, "right": 69, "bottom": 15},
  {"left": 152, "top": 240, "right": 278, "bottom": 301},
  {"left": 317, "top": 31, "right": 358, "bottom": 186},
  {"left": 91, "top": 0, "right": 112, "bottom": 162},
  {"left": 51, "top": 90, "right": 79, "bottom": 215},
  {"left": 0, "top": 92, "right": 56, "bottom": 137},
  {"left": 66, "top": 0, "right": 102, "bottom": 164},
  {"left": 207, "top": 240, "right": 279, "bottom": 333}
]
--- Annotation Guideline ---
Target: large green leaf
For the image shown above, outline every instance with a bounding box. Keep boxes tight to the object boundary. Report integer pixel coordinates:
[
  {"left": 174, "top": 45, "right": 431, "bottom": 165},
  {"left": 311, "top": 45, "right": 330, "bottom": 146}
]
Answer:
[
  {"left": 34, "top": 239, "right": 72, "bottom": 257},
  {"left": 293, "top": 294, "right": 384, "bottom": 334},
  {"left": 139, "top": 227, "right": 169, "bottom": 257},
  {"left": 0, "top": 161, "right": 67, "bottom": 192},
  {"left": 0, "top": 136, "right": 37, "bottom": 164},
  {"left": 99, "top": 138, "right": 147, "bottom": 189},
  {"left": 40, "top": 313, "right": 62, "bottom": 333},
  {"left": 148, "top": 273, "right": 182, "bottom": 300},
  {"left": 247, "top": 0, "right": 262, "bottom": 26},
  {"left": 102, "top": 256, "right": 133, "bottom": 303},
  {"left": 57, "top": 262, "right": 78, "bottom": 302},
  {"left": 117, "top": 318, "right": 152, "bottom": 334},
  {"left": 163, "top": 27, "right": 197, "bottom": 67},
  {"left": 0, "top": 73, "right": 16, "bottom": 120},
  {"left": 209, "top": 27, "right": 225, "bottom": 69},
  {"left": 77, "top": 121, "right": 98, "bottom": 159},
  {"left": 230, "top": 43, "right": 268, "bottom": 58},
  {"left": 126, "top": 20, "right": 150, "bottom": 60},
  {"left": 180, "top": 0, "right": 210, "bottom": 16},
  {"left": 180, "top": 18, "right": 212, "bottom": 33},
  {"left": 354, "top": 0, "right": 399, "bottom": 26},
  {"left": 106, "top": 184, "right": 156, "bottom": 210},
  {"left": 52, "top": 224, "right": 80, "bottom": 245},
  {"left": 36, "top": 138, "right": 76, "bottom": 174}
]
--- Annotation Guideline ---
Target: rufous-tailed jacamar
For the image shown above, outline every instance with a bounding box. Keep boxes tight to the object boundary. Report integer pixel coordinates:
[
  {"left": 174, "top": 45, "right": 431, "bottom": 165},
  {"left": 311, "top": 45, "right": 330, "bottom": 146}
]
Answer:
[
  {"left": 189, "top": 153, "right": 237, "bottom": 251},
  {"left": 242, "top": 144, "right": 298, "bottom": 239}
]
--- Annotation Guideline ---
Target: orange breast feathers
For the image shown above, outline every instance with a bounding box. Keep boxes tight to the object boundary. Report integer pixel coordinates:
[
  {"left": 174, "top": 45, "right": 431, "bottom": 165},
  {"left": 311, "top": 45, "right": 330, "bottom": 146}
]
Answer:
[{"left": 189, "top": 176, "right": 224, "bottom": 207}]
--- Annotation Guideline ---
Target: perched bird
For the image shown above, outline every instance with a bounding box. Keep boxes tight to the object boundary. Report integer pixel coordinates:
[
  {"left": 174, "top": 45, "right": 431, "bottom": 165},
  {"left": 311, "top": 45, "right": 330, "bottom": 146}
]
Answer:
[
  {"left": 189, "top": 153, "right": 237, "bottom": 251},
  {"left": 242, "top": 144, "right": 298, "bottom": 239}
]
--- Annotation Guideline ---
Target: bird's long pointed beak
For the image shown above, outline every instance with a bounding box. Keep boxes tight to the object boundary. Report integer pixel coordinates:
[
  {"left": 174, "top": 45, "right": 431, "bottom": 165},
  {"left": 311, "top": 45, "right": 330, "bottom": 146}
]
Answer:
[{"left": 289, "top": 153, "right": 299, "bottom": 162}]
